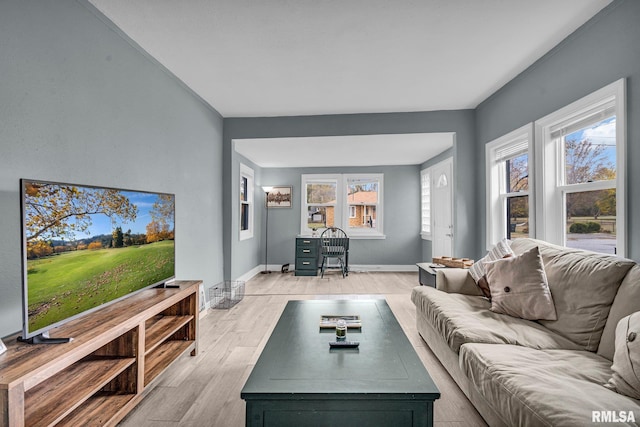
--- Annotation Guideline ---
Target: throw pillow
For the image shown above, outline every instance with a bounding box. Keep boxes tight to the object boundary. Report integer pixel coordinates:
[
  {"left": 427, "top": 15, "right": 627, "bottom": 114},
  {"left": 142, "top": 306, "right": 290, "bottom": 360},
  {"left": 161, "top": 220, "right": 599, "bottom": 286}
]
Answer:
[
  {"left": 469, "top": 238, "right": 514, "bottom": 299},
  {"left": 604, "top": 312, "right": 640, "bottom": 399},
  {"left": 485, "top": 246, "right": 557, "bottom": 321}
]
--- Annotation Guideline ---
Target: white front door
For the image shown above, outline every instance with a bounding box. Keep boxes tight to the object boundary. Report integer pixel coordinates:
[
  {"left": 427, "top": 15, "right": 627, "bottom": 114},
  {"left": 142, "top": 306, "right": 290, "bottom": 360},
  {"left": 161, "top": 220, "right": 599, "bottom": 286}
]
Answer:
[{"left": 432, "top": 158, "right": 453, "bottom": 257}]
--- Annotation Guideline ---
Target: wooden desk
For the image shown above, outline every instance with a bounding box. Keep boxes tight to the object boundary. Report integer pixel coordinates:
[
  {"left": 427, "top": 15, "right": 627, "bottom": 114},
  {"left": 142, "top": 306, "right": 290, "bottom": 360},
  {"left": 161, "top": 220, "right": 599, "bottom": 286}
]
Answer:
[{"left": 241, "top": 300, "right": 440, "bottom": 426}]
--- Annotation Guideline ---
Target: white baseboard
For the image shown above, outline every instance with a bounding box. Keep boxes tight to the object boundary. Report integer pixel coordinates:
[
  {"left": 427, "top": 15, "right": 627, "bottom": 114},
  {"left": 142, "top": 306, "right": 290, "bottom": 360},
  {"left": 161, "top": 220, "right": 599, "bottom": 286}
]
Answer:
[
  {"left": 349, "top": 264, "right": 417, "bottom": 272},
  {"left": 235, "top": 265, "right": 265, "bottom": 282},
  {"left": 235, "top": 263, "right": 417, "bottom": 281}
]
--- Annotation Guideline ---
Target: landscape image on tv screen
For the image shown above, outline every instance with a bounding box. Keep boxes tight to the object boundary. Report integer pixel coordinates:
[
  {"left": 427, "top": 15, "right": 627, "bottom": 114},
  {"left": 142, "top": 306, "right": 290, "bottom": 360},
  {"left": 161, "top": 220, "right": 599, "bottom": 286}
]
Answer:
[{"left": 22, "top": 180, "right": 175, "bottom": 337}]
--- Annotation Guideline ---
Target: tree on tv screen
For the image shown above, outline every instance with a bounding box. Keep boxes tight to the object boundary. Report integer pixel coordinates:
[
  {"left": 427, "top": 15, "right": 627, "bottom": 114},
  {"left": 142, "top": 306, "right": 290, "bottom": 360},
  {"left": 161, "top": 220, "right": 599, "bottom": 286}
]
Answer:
[{"left": 24, "top": 182, "right": 138, "bottom": 244}]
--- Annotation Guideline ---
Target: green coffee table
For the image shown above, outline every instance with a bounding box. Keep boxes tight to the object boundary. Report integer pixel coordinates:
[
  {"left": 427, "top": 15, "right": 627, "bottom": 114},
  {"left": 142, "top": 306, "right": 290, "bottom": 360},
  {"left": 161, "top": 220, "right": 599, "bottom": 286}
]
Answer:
[{"left": 241, "top": 299, "right": 440, "bottom": 426}]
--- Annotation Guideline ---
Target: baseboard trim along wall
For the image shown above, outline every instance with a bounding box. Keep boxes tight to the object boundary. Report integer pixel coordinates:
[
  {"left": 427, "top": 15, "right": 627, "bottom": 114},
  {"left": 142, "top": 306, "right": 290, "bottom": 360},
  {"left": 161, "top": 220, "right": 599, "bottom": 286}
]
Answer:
[
  {"left": 348, "top": 265, "right": 417, "bottom": 273},
  {"left": 237, "top": 264, "right": 418, "bottom": 282}
]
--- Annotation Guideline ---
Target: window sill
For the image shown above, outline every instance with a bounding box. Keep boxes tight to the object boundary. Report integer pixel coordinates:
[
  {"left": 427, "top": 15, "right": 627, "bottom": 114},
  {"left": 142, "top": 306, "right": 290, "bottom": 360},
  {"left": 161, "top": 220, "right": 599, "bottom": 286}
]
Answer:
[
  {"left": 420, "top": 233, "right": 432, "bottom": 241},
  {"left": 349, "top": 234, "right": 386, "bottom": 240}
]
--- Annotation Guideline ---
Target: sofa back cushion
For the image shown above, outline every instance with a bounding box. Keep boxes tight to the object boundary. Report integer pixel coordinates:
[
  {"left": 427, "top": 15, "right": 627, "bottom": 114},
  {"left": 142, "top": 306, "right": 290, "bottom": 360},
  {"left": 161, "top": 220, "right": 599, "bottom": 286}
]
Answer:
[
  {"left": 598, "top": 265, "right": 640, "bottom": 360},
  {"left": 509, "top": 238, "right": 635, "bottom": 352}
]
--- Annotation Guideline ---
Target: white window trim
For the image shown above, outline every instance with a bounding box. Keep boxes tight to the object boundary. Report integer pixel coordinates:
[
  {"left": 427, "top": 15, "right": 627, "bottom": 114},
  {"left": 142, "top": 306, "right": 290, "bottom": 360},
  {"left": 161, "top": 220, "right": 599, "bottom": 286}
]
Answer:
[
  {"left": 534, "top": 78, "right": 626, "bottom": 256},
  {"left": 300, "top": 173, "right": 385, "bottom": 239},
  {"left": 300, "top": 174, "right": 341, "bottom": 235},
  {"left": 239, "top": 163, "right": 254, "bottom": 241},
  {"left": 485, "top": 123, "right": 535, "bottom": 249},
  {"left": 420, "top": 167, "right": 432, "bottom": 240}
]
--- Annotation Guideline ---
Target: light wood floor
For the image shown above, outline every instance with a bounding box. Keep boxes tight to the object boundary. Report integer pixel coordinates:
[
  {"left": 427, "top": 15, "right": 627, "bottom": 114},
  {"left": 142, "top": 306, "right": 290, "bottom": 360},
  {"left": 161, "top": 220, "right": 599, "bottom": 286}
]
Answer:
[{"left": 119, "top": 271, "right": 487, "bottom": 426}]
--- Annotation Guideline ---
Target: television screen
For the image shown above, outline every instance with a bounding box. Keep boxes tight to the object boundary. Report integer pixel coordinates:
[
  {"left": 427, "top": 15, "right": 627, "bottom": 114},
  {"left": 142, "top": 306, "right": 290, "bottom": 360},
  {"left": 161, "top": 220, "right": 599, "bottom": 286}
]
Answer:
[{"left": 20, "top": 179, "right": 175, "bottom": 341}]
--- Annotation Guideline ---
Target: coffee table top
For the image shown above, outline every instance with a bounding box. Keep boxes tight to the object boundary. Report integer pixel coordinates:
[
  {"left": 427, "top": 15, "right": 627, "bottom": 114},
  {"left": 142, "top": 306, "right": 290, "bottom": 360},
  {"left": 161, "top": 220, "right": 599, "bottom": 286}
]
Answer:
[{"left": 241, "top": 299, "right": 440, "bottom": 400}]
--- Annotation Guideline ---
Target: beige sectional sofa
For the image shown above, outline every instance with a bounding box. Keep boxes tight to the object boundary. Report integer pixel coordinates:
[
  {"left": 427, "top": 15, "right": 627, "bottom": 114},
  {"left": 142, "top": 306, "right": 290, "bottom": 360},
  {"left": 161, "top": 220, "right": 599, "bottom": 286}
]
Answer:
[{"left": 411, "top": 238, "right": 640, "bottom": 426}]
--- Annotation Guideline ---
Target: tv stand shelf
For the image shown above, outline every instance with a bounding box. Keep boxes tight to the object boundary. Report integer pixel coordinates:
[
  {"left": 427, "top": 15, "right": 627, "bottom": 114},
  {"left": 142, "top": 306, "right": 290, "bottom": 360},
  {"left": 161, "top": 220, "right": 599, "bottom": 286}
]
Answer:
[{"left": 0, "top": 280, "right": 200, "bottom": 427}]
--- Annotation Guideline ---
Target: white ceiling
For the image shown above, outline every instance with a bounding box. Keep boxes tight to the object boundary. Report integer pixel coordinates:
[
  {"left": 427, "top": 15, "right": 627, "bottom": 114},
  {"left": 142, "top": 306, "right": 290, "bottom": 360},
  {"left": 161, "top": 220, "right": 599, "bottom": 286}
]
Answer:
[
  {"left": 235, "top": 133, "right": 454, "bottom": 168},
  {"left": 88, "top": 0, "right": 612, "bottom": 167}
]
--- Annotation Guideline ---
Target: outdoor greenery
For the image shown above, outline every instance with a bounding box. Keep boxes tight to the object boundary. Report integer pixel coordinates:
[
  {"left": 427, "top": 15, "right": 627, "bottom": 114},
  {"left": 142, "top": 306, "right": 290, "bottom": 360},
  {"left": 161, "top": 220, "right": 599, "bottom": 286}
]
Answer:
[
  {"left": 507, "top": 128, "right": 616, "bottom": 237},
  {"left": 569, "top": 222, "right": 602, "bottom": 234},
  {"left": 23, "top": 182, "right": 176, "bottom": 333},
  {"left": 27, "top": 240, "right": 175, "bottom": 332}
]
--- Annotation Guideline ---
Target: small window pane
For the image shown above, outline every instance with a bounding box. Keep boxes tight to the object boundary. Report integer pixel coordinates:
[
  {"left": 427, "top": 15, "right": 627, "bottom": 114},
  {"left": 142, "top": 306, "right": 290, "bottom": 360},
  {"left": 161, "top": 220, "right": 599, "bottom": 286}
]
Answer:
[
  {"left": 306, "top": 206, "right": 334, "bottom": 229},
  {"left": 240, "top": 203, "right": 249, "bottom": 231},
  {"left": 348, "top": 205, "right": 376, "bottom": 229},
  {"left": 507, "top": 153, "right": 528, "bottom": 192},
  {"left": 566, "top": 189, "right": 616, "bottom": 254},
  {"left": 564, "top": 117, "right": 616, "bottom": 185},
  {"left": 506, "top": 195, "right": 529, "bottom": 239},
  {"left": 306, "top": 183, "right": 336, "bottom": 204},
  {"left": 240, "top": 177, "right": 247, "bottom": 202},
  {"left": 347, "top": 179, "right": 378, "bottom": 230}
]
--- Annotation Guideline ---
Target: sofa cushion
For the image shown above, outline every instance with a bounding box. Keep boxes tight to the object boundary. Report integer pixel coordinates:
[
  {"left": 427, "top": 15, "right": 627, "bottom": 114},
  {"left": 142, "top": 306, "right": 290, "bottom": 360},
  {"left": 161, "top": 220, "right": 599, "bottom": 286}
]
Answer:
[
  {"left": 605, "top": 312, "right": 640, "bottom": 399},
  {"left": 469, "top": 238, "right": 514, "bottom": 298},
  {"left": 599, "top": 266, "right": 640, "bottom": 360},
  {"left": 510, "top": 238, "right": 635, "bottom": 351},
  {"left": 486, "top": 246, "right": 557, "bottom": 321},
  {"left": 460, "top": 343, "right": 640, "bottom": 427},
  {"left": 411, "top": 286, "right": 581, "bottom": 353}
]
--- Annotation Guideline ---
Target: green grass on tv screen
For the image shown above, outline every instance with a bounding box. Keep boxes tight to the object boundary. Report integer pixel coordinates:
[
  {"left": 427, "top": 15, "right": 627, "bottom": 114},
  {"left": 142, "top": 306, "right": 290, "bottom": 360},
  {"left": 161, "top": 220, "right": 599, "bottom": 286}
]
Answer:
[{"left": 27, "top": 240, "right": 175, "bottom": 333}]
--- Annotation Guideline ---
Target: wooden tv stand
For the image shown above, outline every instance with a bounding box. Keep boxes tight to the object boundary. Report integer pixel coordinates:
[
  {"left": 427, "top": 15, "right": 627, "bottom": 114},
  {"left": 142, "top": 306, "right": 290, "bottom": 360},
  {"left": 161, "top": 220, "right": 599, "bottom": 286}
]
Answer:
[{"left": 0, "top": 280, "right": 200, "bottom": 427}]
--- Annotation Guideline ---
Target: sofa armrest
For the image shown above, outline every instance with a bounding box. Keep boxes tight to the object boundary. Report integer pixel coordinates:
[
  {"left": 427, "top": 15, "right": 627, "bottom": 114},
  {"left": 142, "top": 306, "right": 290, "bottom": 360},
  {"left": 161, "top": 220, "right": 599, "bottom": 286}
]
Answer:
[{"left": 436, "top": 268, "right": 483, "bottom": 296}]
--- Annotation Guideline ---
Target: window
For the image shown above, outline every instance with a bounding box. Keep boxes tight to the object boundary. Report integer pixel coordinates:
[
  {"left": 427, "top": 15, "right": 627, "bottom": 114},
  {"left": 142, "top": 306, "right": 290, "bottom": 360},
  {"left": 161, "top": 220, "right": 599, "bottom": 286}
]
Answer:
[
  {"left": 239, "top": 163, "right": 254, "bottom": 240},
  {"left": 536, "top": 79, "right": 625, "bottom": 256},
  {"left": 420, "top": 168, "right": 431, "bottom": 239},
  {"left": 301, "top": 174, "right": 384, "bottom": 238},
  {"left": 345, "top": 175, "right": 381, "bottom": 233},
  {"left": 303, "top": 176, "right": 338, "bottom": 231},
  {"left": 486, "top": 124, "right": 534, "bottom": 248}
]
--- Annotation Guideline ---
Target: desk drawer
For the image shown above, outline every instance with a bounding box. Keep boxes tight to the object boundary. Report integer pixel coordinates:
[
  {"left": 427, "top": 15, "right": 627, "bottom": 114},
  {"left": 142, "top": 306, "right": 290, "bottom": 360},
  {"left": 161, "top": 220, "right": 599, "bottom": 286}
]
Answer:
[
  {"left": 296, "top": 246, "right": 317, "bottom": 258},
  {"left": 296, "top": 238, "right": 316, "bottom": 248},
  {"left": 295, "top": 237, "right": 318, "bottom": 276},
  {"left": 295, "top": 257, "right": 317, "bottom": 272}
]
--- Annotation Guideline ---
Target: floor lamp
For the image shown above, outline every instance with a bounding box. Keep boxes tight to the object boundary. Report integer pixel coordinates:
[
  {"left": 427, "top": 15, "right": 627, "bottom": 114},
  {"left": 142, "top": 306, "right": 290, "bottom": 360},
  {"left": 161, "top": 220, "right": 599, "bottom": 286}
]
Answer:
[{"left": 261, "top": 186, "right": 273, "bottom": 274}]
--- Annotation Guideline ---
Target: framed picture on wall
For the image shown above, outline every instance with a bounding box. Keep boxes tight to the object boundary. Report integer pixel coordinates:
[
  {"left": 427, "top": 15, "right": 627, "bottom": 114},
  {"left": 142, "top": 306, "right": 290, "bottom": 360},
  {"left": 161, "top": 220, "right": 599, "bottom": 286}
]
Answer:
[{"left": 266, "top": 186, "right": 292, "bottom": 208}]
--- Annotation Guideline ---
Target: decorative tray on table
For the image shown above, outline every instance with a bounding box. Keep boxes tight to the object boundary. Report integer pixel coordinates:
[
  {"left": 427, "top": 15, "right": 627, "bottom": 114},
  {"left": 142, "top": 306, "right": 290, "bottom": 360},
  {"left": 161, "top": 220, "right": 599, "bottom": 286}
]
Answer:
[{"left": 431, "top": 256, "right": 474, "bottom": 269}]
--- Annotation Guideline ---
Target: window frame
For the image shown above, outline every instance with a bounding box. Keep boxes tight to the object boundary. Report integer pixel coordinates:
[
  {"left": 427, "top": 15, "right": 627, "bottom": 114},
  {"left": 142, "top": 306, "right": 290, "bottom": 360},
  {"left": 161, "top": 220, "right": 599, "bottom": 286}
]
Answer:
[
  {"left": 485, "top": 123, "right": 535, "bottom": 249},
  {"left": 534, "top": 79, "right": 626, "bottom": 256},
  {"left": 344, "top": 173, "right": 384, "bottom": 238},
  {"left": 420, "top": 168, "right": 431, "bottom": 240},
  {"left": 300, "top": 173, "right": 385, "bottom": 239},
  {"left": 239, "top": 163, "right": 254, "bottom": 241},
  {"left": 300, "top": 174, "right": 340, "bottom": 234}
]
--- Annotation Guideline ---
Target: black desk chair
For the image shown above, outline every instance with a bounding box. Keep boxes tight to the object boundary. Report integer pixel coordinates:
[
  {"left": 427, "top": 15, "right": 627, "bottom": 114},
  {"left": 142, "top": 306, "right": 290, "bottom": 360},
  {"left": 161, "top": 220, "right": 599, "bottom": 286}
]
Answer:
[{"left": 319, "top": 227, "right": 349, "bottom": 278}]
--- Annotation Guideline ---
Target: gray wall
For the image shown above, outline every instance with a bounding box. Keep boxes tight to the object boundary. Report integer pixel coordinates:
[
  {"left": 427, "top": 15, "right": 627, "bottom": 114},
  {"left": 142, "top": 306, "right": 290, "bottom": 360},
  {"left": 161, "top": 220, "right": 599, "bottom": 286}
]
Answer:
[
  {"left": 231, "top": 152, "right": 263, "bottom": 278},
  {"left": 475, "top": 0, "right": 640, "bottom": 260},
  {"left": 0, "top": 0, "right": 224, "bottom": 338},
  {"left": 223, "top": 111, "right": 477, "bottom": 279},
  {"left": 260, "top": 165, "right": 422, "bottom": 268}
]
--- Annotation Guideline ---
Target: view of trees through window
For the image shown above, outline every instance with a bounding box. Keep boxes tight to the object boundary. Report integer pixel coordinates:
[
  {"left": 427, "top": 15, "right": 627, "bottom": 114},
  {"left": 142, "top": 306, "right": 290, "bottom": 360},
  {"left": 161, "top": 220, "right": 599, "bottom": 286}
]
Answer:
[
  {"left": 563, "top": 116, "right": 617, "bottom": 254},
  {"left": 306, "top": 182, "right": 336, "bottom": 229},
  {"left": 506, "top": 153, "right": 529, "bottom": 239}
]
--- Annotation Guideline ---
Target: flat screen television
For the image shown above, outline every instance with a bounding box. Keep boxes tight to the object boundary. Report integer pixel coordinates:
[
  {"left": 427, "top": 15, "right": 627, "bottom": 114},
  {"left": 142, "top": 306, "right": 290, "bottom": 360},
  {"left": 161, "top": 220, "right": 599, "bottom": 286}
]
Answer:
[{"left": 19, "top": 179, "right": 175, "bottom": 343}]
